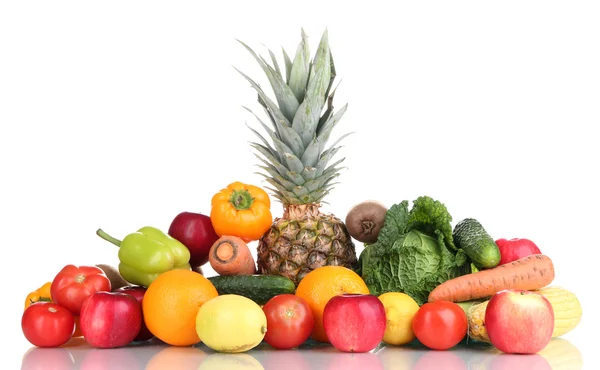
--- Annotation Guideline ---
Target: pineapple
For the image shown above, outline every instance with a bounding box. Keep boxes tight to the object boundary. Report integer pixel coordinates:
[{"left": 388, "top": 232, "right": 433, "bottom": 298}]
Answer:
[{"left": 236, "top": 29, "right": 358, "bottom": 285}]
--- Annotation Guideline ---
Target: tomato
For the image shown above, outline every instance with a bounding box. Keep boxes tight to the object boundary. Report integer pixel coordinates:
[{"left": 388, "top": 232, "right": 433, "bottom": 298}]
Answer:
[
  {"left": 21, "top": 302, "right": 75, "bottom": 348},
  {"left": 262, "top": 294, "right": 314, "bottom": 349},
  {"left": 50, "top": 265, "right": 111, "bottom": 315},
  {"left": 411, "top": 301, "right": 467, "bottom": 350}
]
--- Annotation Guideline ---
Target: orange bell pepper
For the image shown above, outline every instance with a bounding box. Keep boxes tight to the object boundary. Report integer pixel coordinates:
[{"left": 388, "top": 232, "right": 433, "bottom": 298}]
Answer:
[
  {"left": 24, "top": 282, "right": 53, "bottom": 310},
  {"left": 210, "top": 181, "right": 273, "bottom": 242}
]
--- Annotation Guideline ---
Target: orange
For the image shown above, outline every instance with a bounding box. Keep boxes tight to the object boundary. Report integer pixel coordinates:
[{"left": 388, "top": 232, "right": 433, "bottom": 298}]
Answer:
[
  {"left": 295, "top": 266, "right": 370, "bottom": 343},
  {"left": 142, "top": 269, "right": 218, "bottom": 346}
]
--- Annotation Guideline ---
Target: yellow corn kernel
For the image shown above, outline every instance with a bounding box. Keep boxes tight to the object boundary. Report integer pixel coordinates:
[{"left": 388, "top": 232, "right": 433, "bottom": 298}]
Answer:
[
  {"left": 466, "top": 301, "right": 491, "bottom": 343},
  {"left": 535, "top": 286, "right": 583, "bottom": 338}
]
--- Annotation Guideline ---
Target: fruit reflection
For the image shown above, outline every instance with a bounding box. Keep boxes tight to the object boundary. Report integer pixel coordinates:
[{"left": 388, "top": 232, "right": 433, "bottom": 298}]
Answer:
[
  {"left": 412, "top": 350, "right": 467, "bottom": 370},
  {"left": 80, "top": 347, "right": 142, "bottom": 370},
  {"left": 538, "top": 338, "right": 583, "bottom": 370},
  {"left": 489, "top": 353, "right": 551, "bottom": 370},
  {"left": 145, "top": 346, "right": 207, "bottom": 370},
  {"left": 257, "top": 347, "right": 311, "bottom": 370},
  {"left": 321, "top": 348, "right": 384, "bottom": 370},
  {"left": 21, "top": 347, "right": 74, "bottom": 370},
  {"left": 376, "top": 346, "right": 422, "bottom": 370},
  {"left": 198, "top": 353, "right": 264, "bottom": 370}
]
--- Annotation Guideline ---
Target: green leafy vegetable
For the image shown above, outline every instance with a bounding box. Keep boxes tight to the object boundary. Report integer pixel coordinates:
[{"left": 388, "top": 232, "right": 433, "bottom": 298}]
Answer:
[{"left": 358, "top": 196, "right": 471, "bottom": 305}]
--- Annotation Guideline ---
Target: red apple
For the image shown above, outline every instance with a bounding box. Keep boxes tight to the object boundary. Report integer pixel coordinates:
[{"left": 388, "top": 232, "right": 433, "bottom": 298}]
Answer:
[
  {"left": 168, "top": 211, "right": 220, "bottom": 268},
  {"left": 323, "top": 293, "right": 386, "bottom": 353},
  {"left": 113, "top": 285, "right": 154, "bottom": 342},
  {"left": 79, "top": 291, "right": 142, "bottom": 349},
  {"left": 485, "top": 289, "right": 554, "bottom": 354},
  {"left": 495, "top": 238, "right": 542, "bottom": 265}
]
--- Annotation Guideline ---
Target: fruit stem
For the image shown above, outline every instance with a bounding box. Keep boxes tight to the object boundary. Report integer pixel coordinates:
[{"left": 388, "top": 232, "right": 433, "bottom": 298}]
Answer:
[
  {"left": 229, "top": 189, "right": 255, "bottom": 210},
  {"left": 96, "top": 228, "right": 122, "bottom": 247}
]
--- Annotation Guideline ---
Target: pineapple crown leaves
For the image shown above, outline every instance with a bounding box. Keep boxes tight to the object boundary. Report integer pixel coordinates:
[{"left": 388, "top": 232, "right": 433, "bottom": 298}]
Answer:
[{"left": 236, "top": 29, "right": 352, "bottom": 205}]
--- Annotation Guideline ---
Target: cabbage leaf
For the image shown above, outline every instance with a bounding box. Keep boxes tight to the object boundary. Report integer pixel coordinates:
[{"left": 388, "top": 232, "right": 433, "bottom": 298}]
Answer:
[{"left": 358, "top": 196, "right": 471, "bottom": 305}]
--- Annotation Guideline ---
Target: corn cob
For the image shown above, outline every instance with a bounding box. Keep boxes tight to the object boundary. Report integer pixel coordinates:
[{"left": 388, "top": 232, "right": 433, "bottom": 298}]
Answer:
[
  {"left": 464, "top": 286, "right": 582, "bottom": 343},
  {"left": 536, "top": 286, "right": 582, "bottom": 338},
  {"left": 466, "top": 301, "right": 491, "bottom": 343}
]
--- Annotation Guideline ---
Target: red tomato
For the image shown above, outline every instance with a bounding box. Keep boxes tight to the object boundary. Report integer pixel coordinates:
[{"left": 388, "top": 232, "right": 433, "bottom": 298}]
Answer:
[
  {"left": 21, "top": 302, "right": 75, "bottom": 348},
  {"left": 262, "top": 294, "right": 314, "bottom": 349},
  {"left": 50, "top": 265, "right": 111, "bottom": 315},
  {"left": 411, "top": 301, "right": 467, "bottom": 350}
]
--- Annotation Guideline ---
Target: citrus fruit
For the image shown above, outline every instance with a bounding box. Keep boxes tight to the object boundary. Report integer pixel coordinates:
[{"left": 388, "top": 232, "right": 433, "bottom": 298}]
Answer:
[
  {"left": 295, "top": 266, "right": 369, "bottom": 343},
  {"left": 142, "top": 269, "right": 218, "bottom": 346},
  {"left": 378, "top": 292, "right": 420, "bottom": 345},
  {"left": 196, "top": 294, "right": 267, "bottom": 353}
]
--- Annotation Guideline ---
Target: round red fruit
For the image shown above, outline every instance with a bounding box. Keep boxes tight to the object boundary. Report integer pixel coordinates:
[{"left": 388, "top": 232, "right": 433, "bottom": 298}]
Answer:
[
  {"left": 412, "top": 301, "right": 467, "bottom": 350},
  {"left": 22, "top": 302, "right": 75, "bottom": 348},
  {"left": 262, "top": 294, "right": 314, "bottom": 349}
]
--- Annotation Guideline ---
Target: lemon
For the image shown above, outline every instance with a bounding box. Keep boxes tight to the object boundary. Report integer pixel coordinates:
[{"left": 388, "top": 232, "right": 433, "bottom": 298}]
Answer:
[
  {"left": 196, "top": 294, "right": 267, "bottom": 353},
  {"left": 378, "top": 292, "right": 420, "bottom": 345}
]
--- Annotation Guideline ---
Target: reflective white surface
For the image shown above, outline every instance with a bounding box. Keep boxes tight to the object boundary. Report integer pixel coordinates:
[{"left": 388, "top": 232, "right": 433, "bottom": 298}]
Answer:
[{"left": 19, "top": 336, "right": 584, "bottom": 370}]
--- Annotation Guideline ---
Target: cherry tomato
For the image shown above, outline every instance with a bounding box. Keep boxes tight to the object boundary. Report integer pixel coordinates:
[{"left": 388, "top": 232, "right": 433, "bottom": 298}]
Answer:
[
  {"left": 21, "top": 302, "right": 75, "bottom": 348},
  {"left": 411, "top": 301, "right": 467, "bottom": 350},
  {"left": 262, "top": 294, "right": 314, "bottom": 349},
  {"left": 50, "top": 265, "right": 111, "bottom": 315}
]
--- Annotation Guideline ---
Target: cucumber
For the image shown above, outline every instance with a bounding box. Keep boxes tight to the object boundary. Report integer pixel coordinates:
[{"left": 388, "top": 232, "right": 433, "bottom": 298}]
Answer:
[
  {"left": 453, "top": 218, "right": 501, "bottom": 269},
  {"left": 207, "top": 275, "right": 296, "bottom": 305}
]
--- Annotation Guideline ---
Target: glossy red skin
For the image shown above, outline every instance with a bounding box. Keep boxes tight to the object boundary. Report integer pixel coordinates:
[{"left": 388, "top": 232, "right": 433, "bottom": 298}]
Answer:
[
  {"left": 51, "top": 265, "right": 111, "bottom": 316},
  {"left": 495, "top": 238, "right": 542, "bottom": 265},
  {"left": 262, "top": 294, "right": 314, "bottom": 349},
  {"left": 113, "top": 285, "right": 154, "bottom": 342},
  {"left": 21, "top": 302, "right": 75, "bottom": 348},
  {"left": 323, "top": 294, "right": 386, "bottom": 353},
  {"left": 485, "top": 290, "right": 554, "bottom": 354},
  {"left": 168, "top": 211, "right": 220, "bottom": 268},
  {"left": 113, "top": 286, "right": 154, "bottom": 342},
  {"left": 79, "top": 291, "right": 142, "bottom": 349},
  {"left": 412, "top": 301, "right": 467, "bottom": 350}
]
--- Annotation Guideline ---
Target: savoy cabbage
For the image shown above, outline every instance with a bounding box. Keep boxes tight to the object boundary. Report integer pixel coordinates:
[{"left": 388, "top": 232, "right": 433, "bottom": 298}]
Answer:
[{"left": 357, "top": 196, "right": 471, "bottom": 305}]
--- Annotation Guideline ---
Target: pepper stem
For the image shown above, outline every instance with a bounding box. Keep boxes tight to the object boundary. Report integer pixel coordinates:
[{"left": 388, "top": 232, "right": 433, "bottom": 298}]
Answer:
[
  {"left": 229, "top": 189, "right": 255, "bottom": 210},
  {"left": 96, "top": 228, "right": 122, "bottom": 247}
]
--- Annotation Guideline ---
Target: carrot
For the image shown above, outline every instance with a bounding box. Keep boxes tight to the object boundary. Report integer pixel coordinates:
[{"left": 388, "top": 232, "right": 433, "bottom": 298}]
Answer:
[
  {"left": 428, "top": 254, "right": 555, "bottom": 303},
  {"left": 209, "top": 235, "right": 257, "bottom": 276}
]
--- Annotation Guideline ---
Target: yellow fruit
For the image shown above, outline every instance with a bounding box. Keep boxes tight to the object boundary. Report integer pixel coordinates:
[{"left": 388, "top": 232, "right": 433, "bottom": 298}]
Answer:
[
  {"left": 198, "top": 353, "right": 264, "bottom": 370},
  {"left": 377, "top": 292, "right": 420, "bottom": 345},
  {"left": 196, "top": 294, "right": 267, "bottom": 353},
  {"left": 295, "top": 266, "right": 370, "bottom": 343}
]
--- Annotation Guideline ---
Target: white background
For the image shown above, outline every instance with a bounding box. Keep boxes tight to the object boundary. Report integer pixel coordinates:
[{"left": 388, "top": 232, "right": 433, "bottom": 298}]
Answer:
[{"left": 1, "top": 0, "right": 599, "bottom": 368}]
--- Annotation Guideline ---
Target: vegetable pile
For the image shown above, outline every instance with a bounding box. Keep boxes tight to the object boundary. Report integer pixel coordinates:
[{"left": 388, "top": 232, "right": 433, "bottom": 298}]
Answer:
[{"left": 19, "top": 28, "right": 583, "bottom": 365}]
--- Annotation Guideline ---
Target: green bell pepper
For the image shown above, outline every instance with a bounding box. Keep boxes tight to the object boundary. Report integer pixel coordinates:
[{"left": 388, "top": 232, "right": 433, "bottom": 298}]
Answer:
[{"left": 96, "top": 226, "right": 191, "bottom": 287}]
